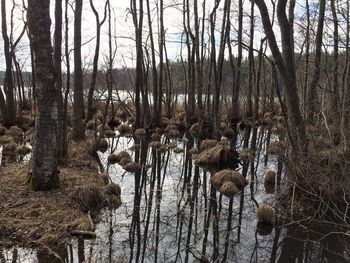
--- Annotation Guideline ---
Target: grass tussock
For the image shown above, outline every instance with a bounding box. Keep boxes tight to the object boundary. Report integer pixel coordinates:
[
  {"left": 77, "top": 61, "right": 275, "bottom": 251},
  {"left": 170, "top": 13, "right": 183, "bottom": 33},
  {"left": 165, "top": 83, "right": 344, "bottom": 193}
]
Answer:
[
  {"left": 219, "top": 181, "right": 240, "bottom": 197},
  {"left": 105, "top": 130, "right": 116, "bottom": 138},
  {"left": 122, "top": 161, "right": 141, "bottom": 173},
  {"left": 151, "top": 132, "right": 161, "bottom": 142},
  {"left": 194, "top": 140, "right": 238, "bottom": 168},
  {"left": 72, "top": 185, "right": 106, "bottom": 212},
  {"left": 257, "top": 203, "right": 274, "bottom": 224},
  {"left": 134, "top": 128, "right": 147, "bottom": 138},
  {"left": 117, "top": 124, "right": 132, "bottom": 136},
  {"left": 199, "top": 139, "right": 217, "bottom": 151},
  {"left": 210, "top": 169, "right": 247, "bottom": 190},
  {"left": 239, "top": 148, "right": 255, "bottom": 161},
  {"left": 97, "top": 139, "right": 109, "bottom": 153},
  {"left": 173, "top": 147, "right": 184, "bottom": 154}
]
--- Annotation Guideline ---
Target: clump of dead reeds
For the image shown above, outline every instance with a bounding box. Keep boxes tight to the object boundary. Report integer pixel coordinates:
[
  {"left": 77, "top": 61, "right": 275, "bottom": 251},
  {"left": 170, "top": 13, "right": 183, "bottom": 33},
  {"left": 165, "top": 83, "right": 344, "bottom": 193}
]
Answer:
[
  {"left": 199, "top": 139, "right": 217, "bottom": 151},
  {"left": 239, "top": 148, "right": 255, "bottom": 161},
  {"left": 157, "top": 145, "right": 167, "bottom": 153},
  {"left": 219, "top": 181, "right": 240, "bottom": 197},
  {"left": 116, "top": 151, "right": 131, "bottom": 162},
  {"left": 97, "top": 139, "right": 109, "bottom": 153},
  {"left": 173, "top": 147, "right": 184, "bottom": 154},
  {"left": 129, "top": 144, "right": 141, "bottom": 151},
  {"left": 123, "top": 162, "right": 141, "bottom": 173},
  {"left": 266, "top": 141, "right": 287, "bottom": 155},
  {"left": 0, "top": 135, "right": 14, "bottom": 145},
  {"left": 134, "top": 128, "right": 147, "bottom": 139},
  {"left": 194, "top": 140, "right": 235, "bottom": 167},
  {"left": 149, "top": 141, "right": 163, "bottom": 149},
  {"left": 167, "top": 128, "right": 181, "bottom": 139},
  {"left": 72, "top": 185, "right": 106, "bottom": 212},
  {"left": 86, "top": 120, "right": 100, "bottom": 130},
  {"left": 117, "top": 124, "right": 132, "bottom": 136},
  {"left": 104, "top": 183, "right": 121, "bottom": 196},
  {"left": 119, "top": 157, "right": 132, "bottom": 166},
  {"left": 264, "top": 170, "right": 276, "bottom": 185},
  {"left": 3, "top": 141, "right": 18, "bottom": 155},
  {"left": 105, "top": 130, "right": 116, "bottom": 138},
  {"left": 210, "top": 169, "right": 247, "bottom": 190},
  {"left": 167, "top": 143, "right": 177, "bottom": 150},
  {"left": 256, "top": 203, "right": 274, "bottom": 224},
  {"left": 189, "top": 123, "right": 200, "bottom": 137},
  {"left": 107, "top": 154, "right": 119, "bottom": 165},
  {"left": 222, "top": 127, "right": 235, "bottom": 138},
  {"left": 71, "top": 217, "right": 92, "bottom": 231},
  {"left": 151, "top": 132, "right": 161, "bottom": 142},
  {"left": 189, "top": 148, "right": 199, "bottom": 155}
]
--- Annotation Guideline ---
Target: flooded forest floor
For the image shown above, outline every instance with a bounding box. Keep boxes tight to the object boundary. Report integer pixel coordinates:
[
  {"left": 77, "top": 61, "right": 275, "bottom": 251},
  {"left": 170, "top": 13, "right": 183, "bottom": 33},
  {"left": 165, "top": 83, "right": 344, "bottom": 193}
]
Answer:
[{"left": 0, "top": 107, "right": 350, "bottom": 262}]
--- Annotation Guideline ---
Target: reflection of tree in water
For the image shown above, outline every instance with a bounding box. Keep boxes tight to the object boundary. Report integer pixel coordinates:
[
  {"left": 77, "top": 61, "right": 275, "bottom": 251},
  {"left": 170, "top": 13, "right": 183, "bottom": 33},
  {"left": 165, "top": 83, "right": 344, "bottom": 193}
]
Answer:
[{"left": 10, "top": 128, "right": 349, "bottom": 262}]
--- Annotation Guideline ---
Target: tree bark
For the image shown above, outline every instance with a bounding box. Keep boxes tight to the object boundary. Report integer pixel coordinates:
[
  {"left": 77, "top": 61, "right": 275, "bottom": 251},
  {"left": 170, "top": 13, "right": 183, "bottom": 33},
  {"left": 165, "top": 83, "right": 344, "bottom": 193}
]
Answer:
[
  {"left": 1, "top": 0, "right": 16, "bottom": 126},
  {"left": 27, "top": 0, "right": 59, "bottom": 190},
  {"left": 306, "top": 0, "right": 325, "bottom": 122},
  {"left": 72, "top": 0, "right": 85, "bottom": 140}
]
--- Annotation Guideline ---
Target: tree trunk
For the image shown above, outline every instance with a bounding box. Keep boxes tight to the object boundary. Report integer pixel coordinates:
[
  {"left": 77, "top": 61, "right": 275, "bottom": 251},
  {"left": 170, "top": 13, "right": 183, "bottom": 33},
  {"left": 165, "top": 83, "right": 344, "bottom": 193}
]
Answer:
[
  {"left": 1, "top": 0, "right": 16, "bottom": 126},
  {"left": 27, "top": 0, "right": 59, "bottom": 190},
  {"left": 72, "top": 0, "right": 85, "bottom": 140},
  {"left": 306, "top": 0, "right": 325, "bottom": 122},
  {"left": 86, "top": 0, "right": 107, "bottom": 121}
]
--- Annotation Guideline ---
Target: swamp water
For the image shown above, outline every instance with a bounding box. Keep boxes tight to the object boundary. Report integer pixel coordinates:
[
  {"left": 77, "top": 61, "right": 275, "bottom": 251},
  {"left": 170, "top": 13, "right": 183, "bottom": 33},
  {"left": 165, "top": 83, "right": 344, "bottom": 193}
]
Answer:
[{"left": 1, "top": 128, "right": 349, "bottom": 262}]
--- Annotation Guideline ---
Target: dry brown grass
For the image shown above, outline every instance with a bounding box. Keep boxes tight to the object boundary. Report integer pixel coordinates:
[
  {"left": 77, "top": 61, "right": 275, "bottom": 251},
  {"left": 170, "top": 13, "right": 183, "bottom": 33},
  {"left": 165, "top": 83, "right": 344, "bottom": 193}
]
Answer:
[
  {"left": 264, "top": 170, "right": 276, "bottom": 185},
  {"left": 239, "top": 148, "right": 255, "bottom": 161},
  {"left": 117, "top": 124, "right": 132, "bottom": 136},
  {"left": 173, "top": 147, "right": 184, "bottom": 154},
  {"left": 108, "top": 154, "right": 119, "bottom": 164},
  {"left": 71, "top": 185, "right": 106, "bottom": 212},
  {"left": 210, "top": 169, "right": 247, "bottom": 190},
  {"left": 0, "top": 135, "right": 14, "bottom": 145},
  {"left": 189, "top": 123, "right": 200, "bottom": 137},
  {"left": 122, "top": 162, "right": 141, "bottom": 173},
  {"left": 134, "top": 128, "right": 147, "bottom": 138},
  {"left": 256, "top": 203, "right": 274, "bottom": 224},
  {"left": 151, "top": 133, "right": 161, "bottom": 142},
  {"left": 167, "top": 128, "right": 181, "bottom": 139},
  {"left": 97, "top": 138, "right": 109, "bottom": 152},
  {"left": 194, "top": 140, "right": 233, "bottom": 167},
  {"left": 149, "top": 141, "right": 163, "bottom": 149},
  {"left": 219, "top": 181, "right": 240, "bottom": 197},
  {"left": 199, "top": 139, "right": 217, "bottom": 151},
  {"left": 116, "top": 151, "right": 131, "bottom": 162},
  {"left": 0, "top": 162, "right": 107, "bottom": 248},
  {"left": 105, "top": 130, "right": 116, "bottom": 138},
  {"left": 222, "top": 127, "right": 235, "bottom": 138}
]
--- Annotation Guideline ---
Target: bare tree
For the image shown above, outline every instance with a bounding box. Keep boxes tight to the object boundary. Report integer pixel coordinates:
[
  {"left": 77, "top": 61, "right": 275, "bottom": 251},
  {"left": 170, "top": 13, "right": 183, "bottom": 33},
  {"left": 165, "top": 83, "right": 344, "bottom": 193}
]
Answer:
[
  {"left": 27, "top": 0, "right": 59, "bottom": 190},
  {"left": 72, "top": 0, "right": 85, "bottom": 140},
  {"left": 86, "top": 0, "right": 108, "bottom": 121},
  {"left": 252, "top": 0, "right": 307, "bottom": 153},
  {"left": 1, "top": 0, "right": 16, "bottom": 126}
]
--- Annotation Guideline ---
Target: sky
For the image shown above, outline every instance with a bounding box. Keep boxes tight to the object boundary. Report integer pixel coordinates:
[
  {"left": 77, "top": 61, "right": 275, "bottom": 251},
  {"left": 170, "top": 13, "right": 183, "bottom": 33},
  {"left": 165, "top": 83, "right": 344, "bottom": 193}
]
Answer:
[{"left": 0, "top": 0, "right": 346, "bottom": 73}]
